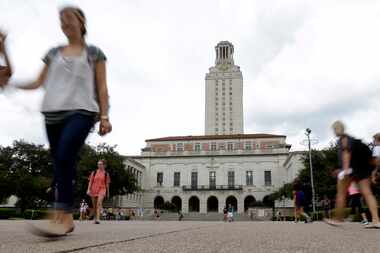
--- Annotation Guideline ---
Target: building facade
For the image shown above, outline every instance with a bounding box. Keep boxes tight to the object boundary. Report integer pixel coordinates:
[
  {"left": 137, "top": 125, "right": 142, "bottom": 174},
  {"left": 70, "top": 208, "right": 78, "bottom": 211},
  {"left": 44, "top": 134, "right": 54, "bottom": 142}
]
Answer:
[
  {"left": 131, "top": 134, "right": 293, "bottom": 214},
  {"left": 112, "top": 158, "right": 145, "bottom": 209}
]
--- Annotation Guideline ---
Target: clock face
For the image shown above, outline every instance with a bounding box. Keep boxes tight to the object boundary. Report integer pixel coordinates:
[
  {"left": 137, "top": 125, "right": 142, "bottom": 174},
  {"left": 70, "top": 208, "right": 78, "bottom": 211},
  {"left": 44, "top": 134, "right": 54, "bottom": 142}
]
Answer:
[{"left": 219, "top": 64, "right": 229, "bottom": 71}]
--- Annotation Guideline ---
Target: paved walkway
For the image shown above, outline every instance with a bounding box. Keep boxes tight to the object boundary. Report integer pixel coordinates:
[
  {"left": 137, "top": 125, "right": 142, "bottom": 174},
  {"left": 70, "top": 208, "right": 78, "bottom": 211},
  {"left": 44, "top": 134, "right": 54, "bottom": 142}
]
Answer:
[{"left": 1, "top": 220, "right": 379, "bottom": 253}]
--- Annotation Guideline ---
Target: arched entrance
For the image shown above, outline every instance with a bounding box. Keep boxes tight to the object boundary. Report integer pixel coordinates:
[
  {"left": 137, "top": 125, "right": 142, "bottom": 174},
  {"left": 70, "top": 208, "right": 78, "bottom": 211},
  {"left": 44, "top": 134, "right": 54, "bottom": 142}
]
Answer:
[
  {"left": 244, "top": 195, "right": 256, "bottom": 211},
  {"left": 154, "top": 196, "right": 164, "bottom": 209},
  {"left": 263, "top": 195, "right": 274, "bottom": 207},
  {"left": 188, "top": 196, "right": 200, "bottom": 212},
  {"left": 207, "top": 196, "right": 218, "bottom": 212},
  {"left": 171, "top": 196, "right": 182, "bottom": 211},
  {"left": 226, "top": 195, "right": 238, "bottom": 212}
]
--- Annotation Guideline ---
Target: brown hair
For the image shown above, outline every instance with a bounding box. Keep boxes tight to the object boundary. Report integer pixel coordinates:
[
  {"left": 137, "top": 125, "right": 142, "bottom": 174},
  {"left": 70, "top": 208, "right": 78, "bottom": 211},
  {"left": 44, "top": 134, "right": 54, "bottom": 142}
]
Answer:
[
  {"left": 98, "top": 159, "right": 107, "bottom": 167},
  {"left": 59, "top": 6, "right": 87, "bottom": 37}
]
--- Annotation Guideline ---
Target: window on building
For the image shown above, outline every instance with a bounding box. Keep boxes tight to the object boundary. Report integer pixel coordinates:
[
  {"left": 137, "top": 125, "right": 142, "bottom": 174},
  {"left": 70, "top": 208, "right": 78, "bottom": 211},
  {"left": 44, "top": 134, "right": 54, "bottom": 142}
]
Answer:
[
  {"left": 227, "top": 142, "right": 234, "bottom": 151},
  {"left": 209, "top": 171, "right": 216, "bottom": 189},
  {"left": 211, "top": 142, "right": 217, "bottom": 151},
  {"left": 264, "top": 171, "right": 272, "bottom": 186},
  {"left": 230, "top": 92, "right": 232, "bottom": 95},
  {"left": 228, "top": 171, "right": 235, "bottom": 187},
  {"left": 195, "top": 143, "right": 201, "bottom": 151},
  {"left": 157, "top": 172, "right": 163, "bottom": 186},
  {"left": 215, "top": 128, "right": 218, "bottom": 132},
  {"left": 245, "top": 142, "right": 252, "bottom": 150},
  {"left": 219, "top": 143, "right": 225, "bottom": 150},
  {"left": 246, "top": 171, "right": 253, "bottom": 186},
  {"left": 176, "top": 143, "right": 183, "bottom": 151},
  {"left": 230, "top": 128, "right": 233, "bottom": 131},
  {"left": 191, "top": 172, "right": 198, "bottom": 189},
  {"left": 174, "top": 172, "right": 180, "bottom": 187}
]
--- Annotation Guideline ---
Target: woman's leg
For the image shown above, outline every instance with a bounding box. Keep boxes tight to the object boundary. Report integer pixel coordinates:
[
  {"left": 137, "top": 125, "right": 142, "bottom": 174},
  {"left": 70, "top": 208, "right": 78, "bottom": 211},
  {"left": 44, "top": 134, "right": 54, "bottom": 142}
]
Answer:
[
  {"left": 334, "top": 177, "right": 351, "bottom": 221},
  {"left": 358, "top": 179, "right": 379, "bottom": 224},
  {"left": 96, "top": 196, "right": 105, "bottom": 222},
  {"left": 48, "top": 114, "right": 94, "bottom": 230},
  {"left": 91, "top": 197, "right": 97, "bottom": 220}
]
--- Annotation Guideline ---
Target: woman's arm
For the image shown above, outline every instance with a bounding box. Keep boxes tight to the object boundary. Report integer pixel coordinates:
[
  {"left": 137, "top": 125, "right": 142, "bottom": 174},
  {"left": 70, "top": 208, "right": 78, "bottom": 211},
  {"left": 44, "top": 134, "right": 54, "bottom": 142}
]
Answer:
[
  {"left": 87, "top": 172, "right": 94, "bottom": 194},
  {"left": 15, "top": 65, "right": 49, "bottom": 90},
  {"left": 95, "top": 61, "right": 112, "bottom": 136}
]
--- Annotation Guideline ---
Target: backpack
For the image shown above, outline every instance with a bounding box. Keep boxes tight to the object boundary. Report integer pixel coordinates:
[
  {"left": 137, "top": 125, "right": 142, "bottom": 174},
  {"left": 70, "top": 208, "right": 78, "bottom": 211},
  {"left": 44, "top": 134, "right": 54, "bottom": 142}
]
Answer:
[{"left": 350, "top": 138, "right": 374, "bottom": 170}]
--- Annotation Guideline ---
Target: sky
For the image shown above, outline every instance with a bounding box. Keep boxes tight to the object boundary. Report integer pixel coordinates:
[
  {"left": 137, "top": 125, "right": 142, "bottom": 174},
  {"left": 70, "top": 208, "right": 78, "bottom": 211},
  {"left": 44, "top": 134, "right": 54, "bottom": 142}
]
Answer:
[{"left": 0, "top": 0, "right": 380, "bottom": 155}]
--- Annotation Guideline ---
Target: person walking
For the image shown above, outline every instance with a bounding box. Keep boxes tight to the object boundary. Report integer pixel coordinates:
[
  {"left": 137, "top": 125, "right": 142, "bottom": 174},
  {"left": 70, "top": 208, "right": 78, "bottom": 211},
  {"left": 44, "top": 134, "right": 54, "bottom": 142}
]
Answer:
[
  {"left": 0, "top": 6, "right": 112, "bottom": 236},
  {"left": 79, "top": 199, "right": 88, "bottom": 221},
  {"left": 87, "top": 159, "right": 111, "bottom": 224},
  {"left": 227, "top": 204, "right": 234, "bottom": 222},
  {"left": 223, "top": 206, "right": 228, "bottom": 222},
  {"left": 347, "top": 181, "right": 369, "bottom": 225},
  {"left": 320, "top": 195, "right": 331, "bottom": 219},
  {"left": 324, "top": 121, "right": 379, "bottom": 228},
  {"left": 293, "top": 183, "right": 312, "bottom": 223}
]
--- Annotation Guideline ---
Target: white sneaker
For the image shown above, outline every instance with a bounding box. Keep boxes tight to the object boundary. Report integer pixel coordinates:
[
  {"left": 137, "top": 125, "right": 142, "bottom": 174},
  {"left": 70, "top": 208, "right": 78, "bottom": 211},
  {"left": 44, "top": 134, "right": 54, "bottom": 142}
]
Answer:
[
  {"left": 364, "top": 223, "right": 380, "bottom": 229},
  {"left": 323, "top": 218, "right": 343, "bottom": 227}
]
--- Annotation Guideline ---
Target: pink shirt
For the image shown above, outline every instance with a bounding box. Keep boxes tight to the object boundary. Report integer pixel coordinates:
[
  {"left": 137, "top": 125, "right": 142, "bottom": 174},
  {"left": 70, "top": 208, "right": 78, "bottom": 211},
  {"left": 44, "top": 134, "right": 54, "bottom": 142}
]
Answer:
[
  {"left": 88, "top": 169, "right": 110, "bottom": 197},
  {"left": 348, "top": 182, "right": 360, "bottom": 196}
]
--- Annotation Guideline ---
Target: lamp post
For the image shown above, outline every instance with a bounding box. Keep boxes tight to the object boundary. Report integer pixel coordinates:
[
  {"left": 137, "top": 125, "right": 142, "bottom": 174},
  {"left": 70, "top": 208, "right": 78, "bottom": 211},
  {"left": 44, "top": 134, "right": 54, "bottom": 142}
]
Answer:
[{"left": 305, "top": 128, "right": 316, "bottom": 217}]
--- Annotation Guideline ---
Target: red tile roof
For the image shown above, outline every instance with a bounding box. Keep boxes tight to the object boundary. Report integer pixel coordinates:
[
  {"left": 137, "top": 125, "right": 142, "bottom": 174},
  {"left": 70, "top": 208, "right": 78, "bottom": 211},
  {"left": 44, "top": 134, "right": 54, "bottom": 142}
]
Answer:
[{"left": 146, "top": 133, "right": 286, "bottom": 142}]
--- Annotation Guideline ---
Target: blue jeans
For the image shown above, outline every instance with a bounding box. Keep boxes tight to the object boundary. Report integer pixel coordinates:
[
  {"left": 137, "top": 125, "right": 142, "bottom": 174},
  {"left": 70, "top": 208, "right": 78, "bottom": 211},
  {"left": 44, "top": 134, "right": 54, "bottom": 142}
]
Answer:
[{"left": 46, "top": 113, "right": 95, "bottom": 213}]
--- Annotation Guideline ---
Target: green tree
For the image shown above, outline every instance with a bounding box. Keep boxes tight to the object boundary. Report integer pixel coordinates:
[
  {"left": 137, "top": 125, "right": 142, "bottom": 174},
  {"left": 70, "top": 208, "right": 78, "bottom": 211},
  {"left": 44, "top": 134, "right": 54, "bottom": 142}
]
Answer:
[
  {"left": 271, "top": 144, "right": 339, "bottom": 207},
  {"left": 1, "top": 140, "right": 53, "bottom": 211}
]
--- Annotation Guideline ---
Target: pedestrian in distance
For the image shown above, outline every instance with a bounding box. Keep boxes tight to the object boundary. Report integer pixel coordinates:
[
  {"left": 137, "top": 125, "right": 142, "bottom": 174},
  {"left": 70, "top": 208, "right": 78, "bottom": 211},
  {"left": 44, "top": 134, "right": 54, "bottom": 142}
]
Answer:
[
  {"left": 0, "top": 6, "right": 112, "bottom": 237},
  {"left": 324, "top": 121, "right": 380, "bottom": 228},
  {"left": 87, "top": 159, "right": 111, "bottom": 224},
  {"left": 223, "top": 206, "right": 228, "bottom": 222},
  {"left": 227, "top": 204, "right": 234, "bottom": 222},
  {"left": 293, "top": 182, "right": 312, "bottom": 223},
  {"left": 347, "top": 181, "right": 369, "bottom": 225},
  {"left": 320, "top": 195, "right": 331, "bottom": 219}
]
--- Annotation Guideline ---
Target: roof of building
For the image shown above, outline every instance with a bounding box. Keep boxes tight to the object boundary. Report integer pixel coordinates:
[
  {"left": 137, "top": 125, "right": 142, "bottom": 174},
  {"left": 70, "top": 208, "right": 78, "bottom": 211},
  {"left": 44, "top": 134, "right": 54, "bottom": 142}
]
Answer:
[{"left": 146, "top": 133, "right": 286, "bottom": 142}]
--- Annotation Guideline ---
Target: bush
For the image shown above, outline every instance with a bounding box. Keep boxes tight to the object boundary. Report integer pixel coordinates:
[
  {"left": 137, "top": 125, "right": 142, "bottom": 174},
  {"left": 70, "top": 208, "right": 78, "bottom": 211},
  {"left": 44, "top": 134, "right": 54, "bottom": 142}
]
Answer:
[
  {"left": 0, "top": 208, "right": 20, "bottom": 219},
  {"left": 23, "top": 209, "right": 49, "bottom": 220}
]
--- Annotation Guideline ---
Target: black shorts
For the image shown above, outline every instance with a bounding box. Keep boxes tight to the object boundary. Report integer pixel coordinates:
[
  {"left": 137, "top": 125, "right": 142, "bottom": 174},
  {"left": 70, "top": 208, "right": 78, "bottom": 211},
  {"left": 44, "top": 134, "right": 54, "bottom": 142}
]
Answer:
[{"left": 352, "top": 165, "right": 373, "bottom": 180}]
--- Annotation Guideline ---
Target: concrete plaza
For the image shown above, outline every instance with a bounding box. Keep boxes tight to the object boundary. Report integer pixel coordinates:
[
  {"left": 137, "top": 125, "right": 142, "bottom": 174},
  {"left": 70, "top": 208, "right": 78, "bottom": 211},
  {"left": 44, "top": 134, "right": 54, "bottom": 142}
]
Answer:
[{"left": 0, "top": 220, "right": 379, "bottom": 253}]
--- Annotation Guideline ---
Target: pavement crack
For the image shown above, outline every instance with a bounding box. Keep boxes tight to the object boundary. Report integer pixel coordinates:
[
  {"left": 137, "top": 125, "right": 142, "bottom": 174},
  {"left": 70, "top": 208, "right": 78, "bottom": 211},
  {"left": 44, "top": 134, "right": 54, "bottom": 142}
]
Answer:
[{"left": 53, "top": 225, "right": 211, "bottom": 253}]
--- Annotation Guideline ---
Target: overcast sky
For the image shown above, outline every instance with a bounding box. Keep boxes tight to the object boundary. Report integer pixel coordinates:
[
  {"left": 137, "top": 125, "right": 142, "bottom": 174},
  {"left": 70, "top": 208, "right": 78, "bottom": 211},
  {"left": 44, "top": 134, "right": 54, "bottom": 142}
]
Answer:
[{"left": 1, "top": 0, "right": 379, "bottom": 155}]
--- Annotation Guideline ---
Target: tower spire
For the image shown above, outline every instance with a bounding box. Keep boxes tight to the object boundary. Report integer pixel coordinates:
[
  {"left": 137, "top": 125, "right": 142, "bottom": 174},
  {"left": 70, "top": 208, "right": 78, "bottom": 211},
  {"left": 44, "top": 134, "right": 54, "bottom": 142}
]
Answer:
[{"left": 215, "top": 41, "right": 234, "bottom": 66}]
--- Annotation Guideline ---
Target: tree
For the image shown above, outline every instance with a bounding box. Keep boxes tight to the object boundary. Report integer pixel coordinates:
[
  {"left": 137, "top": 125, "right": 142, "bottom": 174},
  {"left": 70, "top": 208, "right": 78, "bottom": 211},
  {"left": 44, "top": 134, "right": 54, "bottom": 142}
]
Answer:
[
  {"left": 0, "top": 140, "right": 138, "bottom": 211},
  {"left": 271, "top": 144, "right": 339, "bottom": 209},
  {"left": 0, "top": 140, "right": 53, "bottom": 211}
]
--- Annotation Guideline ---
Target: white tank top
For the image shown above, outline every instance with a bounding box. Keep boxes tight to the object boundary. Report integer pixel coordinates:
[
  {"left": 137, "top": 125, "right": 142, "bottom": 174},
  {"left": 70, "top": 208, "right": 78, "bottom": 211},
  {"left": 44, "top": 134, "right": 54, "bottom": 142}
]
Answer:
[{"left": 41, "top": 49, "right": 99, "bottom": 113}]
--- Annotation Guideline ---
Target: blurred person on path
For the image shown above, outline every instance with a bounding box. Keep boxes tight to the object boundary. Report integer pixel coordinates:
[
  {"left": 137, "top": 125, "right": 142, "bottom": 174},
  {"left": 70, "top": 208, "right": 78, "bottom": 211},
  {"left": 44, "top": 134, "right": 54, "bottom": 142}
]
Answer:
[
  {"left": 324, "top": 121, "right": 379, "bottom": 228},
  {"left": 293, "top": 182, "right": 312, "bottom": 223},
  {"left": 0, "top": 6, "right": 112, "bottom": 236},
  {"left": 347, "top": 181, "right": 369, "bottom": 225}
]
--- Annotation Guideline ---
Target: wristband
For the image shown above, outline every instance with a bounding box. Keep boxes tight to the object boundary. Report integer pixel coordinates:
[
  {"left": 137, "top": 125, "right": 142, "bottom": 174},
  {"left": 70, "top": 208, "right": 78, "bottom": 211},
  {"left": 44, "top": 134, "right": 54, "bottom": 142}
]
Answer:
[{"left": 100, "top": 115, "right": 109, "bottom": 120}]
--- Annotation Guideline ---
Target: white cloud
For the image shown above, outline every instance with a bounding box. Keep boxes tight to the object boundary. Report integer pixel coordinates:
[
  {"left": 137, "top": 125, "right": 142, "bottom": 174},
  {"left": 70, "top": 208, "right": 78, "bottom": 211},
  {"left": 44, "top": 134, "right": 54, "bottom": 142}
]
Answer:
[{"left": 1, "top": 0, "right": 379, "bottom": 155}]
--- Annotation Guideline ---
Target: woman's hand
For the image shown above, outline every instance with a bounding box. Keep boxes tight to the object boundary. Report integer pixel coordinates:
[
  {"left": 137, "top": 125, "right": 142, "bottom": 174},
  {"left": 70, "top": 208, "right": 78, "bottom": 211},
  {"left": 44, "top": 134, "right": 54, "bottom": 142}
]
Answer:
[{"left": 98, "top": 118, "right": 112, "bottom": 136}]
